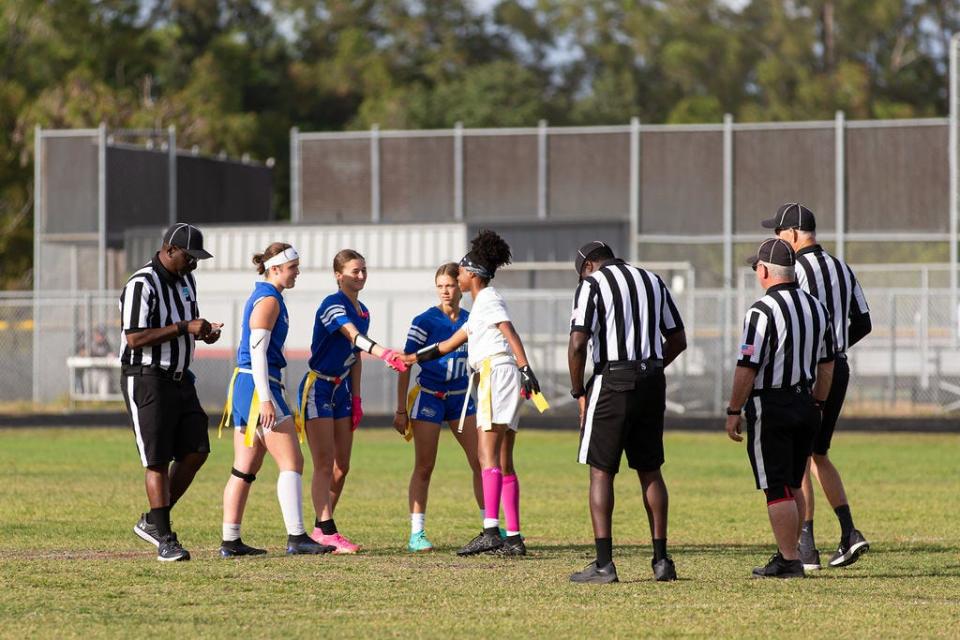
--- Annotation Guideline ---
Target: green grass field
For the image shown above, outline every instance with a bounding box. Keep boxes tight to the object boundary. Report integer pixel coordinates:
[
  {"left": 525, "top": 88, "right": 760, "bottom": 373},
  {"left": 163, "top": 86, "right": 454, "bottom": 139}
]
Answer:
[{"left": 0, "top": 427, "right": 958, "bottom": 638}]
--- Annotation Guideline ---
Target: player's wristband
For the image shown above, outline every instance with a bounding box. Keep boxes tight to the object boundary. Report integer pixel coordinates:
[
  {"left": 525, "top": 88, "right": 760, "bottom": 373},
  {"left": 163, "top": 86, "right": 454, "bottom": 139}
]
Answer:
[
  {"left": 570, "top": 388, "right": 586, "bottom": 399},
  {"left": 354, "top": 333, "right": 377, "bottom": 353},
  {"left": 416, "top": 342, "right": 442, "bottom": 362},
  {"left": 176, "top": 320, "right": 188, "bottom": 336},
  {"left": 726, "top": 406, "right": 742, "bottom": 416}
]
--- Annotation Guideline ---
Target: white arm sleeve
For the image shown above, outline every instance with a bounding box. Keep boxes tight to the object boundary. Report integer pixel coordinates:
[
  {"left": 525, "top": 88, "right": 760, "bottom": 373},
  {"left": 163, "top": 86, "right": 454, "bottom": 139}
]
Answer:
[{"left": 250, "top": 328, "right": 274, "bottom": 405}]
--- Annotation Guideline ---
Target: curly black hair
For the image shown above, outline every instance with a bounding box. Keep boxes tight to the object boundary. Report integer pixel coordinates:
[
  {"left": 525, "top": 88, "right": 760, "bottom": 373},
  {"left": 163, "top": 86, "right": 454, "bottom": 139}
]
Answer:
[{"left": 467, "top": 229, "right": 512, "bottom": 276}]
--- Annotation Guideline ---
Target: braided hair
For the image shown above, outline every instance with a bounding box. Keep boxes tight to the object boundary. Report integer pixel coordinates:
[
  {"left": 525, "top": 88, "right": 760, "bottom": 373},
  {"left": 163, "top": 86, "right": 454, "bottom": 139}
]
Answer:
[{"left": 460, "top": 229, "right": 512, "bottom": 281}]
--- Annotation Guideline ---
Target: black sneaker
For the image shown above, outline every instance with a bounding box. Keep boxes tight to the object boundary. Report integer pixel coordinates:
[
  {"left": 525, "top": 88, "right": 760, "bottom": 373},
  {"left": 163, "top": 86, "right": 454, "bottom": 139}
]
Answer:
[
  {"left": 286, "top": 533, "right": 335, "bottom": 555},
  {"left": 799, "top": 547, "right": 821, "bottom": 571},
  {"left": 157, "top": 534, "right": 190, "bottom": 562},
  {"left": 457, "top": 530, "right": 503, "bottom": 556},
  {"left": 652, "top": 556, "right": 677, "bottom": 581},
  {"left": 134, "top": 513, "right": 161, "bottom": 548},
  {"left": 490, "top": 534, "right": 526, "bottom": 556},
  {"left": 752, "top": 552, "right": 804, "bottom": 578},
  {"left": 828, "top": 529, "right": 870, "bottom": 568},
  {"left": 220, "top": 538, "right": 268, "bottom": 558},
  {"left": 570, "top": 560, "right": 619, "bottom": 584}
]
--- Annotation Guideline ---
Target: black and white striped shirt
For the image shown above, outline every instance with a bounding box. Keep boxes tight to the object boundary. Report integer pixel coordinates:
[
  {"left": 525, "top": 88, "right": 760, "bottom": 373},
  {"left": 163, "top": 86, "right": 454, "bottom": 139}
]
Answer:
[
  {"left": 795, "top": 245, "right": 870, "bottom": 353},
  {"left": 118, "top": 254, "right": 199, "bottom": 373},
  {"left": 570, "top": 259, "right": 684, "bottom": 365},
  {"left": 738, "top": 283, "right": 835, "bottom": 390}
]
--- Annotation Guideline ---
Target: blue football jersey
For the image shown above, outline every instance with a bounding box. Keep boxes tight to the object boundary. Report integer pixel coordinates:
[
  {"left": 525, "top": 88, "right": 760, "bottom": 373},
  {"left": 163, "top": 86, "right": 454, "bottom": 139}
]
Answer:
[
  {"left": 308, "top": 290, "right": 371, "bottom": 375},
  {"left": 404, "top": 306, "right": 470, "bottom": 391},
  {"left": 236, "top": 281, "right": 288, "bottom": 379}
]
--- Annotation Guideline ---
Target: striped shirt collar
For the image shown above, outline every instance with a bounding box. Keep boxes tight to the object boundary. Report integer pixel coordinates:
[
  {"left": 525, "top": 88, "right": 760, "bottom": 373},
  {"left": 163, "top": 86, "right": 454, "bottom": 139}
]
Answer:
[
  {"left": 795, "top": 244, "right": 823, "bottom": 257},
  {"left": 150, "top": 252, "right": 181, "bottom": 286},
  {"left": 766, "top": 282, "right": 800, "bottom": 294}
]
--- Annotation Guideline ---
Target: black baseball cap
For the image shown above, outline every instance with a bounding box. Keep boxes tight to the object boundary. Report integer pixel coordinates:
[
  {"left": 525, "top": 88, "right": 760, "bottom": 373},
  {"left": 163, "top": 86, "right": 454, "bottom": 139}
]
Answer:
[
  {"left": 162, "top": 223, "right": 212, "bottom": 260},
  {"left": 747, "top": 238, "right": 796, "bottom": 269},
  {"left": 575, "top": 241, "right": 611, "bottom": 277},
  {"left": 761, "top": 202, "right": 816, "bottom": 232}
]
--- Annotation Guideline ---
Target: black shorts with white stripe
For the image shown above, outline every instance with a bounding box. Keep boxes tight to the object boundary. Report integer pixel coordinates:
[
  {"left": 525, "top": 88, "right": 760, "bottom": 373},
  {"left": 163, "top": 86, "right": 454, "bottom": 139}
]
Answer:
[
  {"left": 744, "top": 385, "right": 819, "bottom": 491},
  {"left": 813, "top": 355, "right": 850, "bottom": 455},
  {"left": 577, "top": 361, "right": 665, "bottom": 474},
  {"left": 121, "top": 368, "right": 210, "bottom": 467}
]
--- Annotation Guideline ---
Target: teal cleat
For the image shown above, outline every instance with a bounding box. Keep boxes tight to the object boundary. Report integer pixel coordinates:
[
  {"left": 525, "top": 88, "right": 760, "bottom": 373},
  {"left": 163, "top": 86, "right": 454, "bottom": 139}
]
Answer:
[{"left": 407, "top": 530, "right": 434, "bottom": 553}]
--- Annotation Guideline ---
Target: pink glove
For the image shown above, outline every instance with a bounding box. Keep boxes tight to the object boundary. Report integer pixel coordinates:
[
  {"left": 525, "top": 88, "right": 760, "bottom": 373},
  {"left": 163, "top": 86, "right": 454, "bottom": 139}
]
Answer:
[
  {"left": 379, "top": 348, "right": 409, "bottom": 373},
  {"left": 351, "top": 396, "right": 363, "bottom": 431}
]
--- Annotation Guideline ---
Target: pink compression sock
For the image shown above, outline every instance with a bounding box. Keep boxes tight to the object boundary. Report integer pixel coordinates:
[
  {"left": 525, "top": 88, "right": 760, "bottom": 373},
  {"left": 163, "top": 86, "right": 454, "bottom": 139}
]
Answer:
[
  {"left": 481, "top": 467, "right": 503, "bottom": 523},
  {"left": 502, "top": 474, "right": 520, "bottom": 533}
]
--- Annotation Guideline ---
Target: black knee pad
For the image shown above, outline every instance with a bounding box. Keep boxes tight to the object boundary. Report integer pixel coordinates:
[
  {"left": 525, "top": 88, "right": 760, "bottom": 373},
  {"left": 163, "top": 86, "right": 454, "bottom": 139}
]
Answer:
[
  {"left": 764, "top": 485, "right": 793, "bottom": 505},
  {"left": 231, "top": 467, "right": 256, "bottom": 483}
]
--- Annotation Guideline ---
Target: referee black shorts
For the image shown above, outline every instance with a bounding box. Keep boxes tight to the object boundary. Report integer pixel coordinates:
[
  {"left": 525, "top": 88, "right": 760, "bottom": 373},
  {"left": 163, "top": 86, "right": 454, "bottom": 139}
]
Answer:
[
  {"left": 812, "top": 355, "right": 850, "bottom": 455},
  {"left": 744, "top": 385, "right": 819, "bottom": 491},
  {"left": 121, "top": 368, "right": 210, "bottom": 468},
  {"left": 577, "top": 361, "right": 666, "bottom": 474}
]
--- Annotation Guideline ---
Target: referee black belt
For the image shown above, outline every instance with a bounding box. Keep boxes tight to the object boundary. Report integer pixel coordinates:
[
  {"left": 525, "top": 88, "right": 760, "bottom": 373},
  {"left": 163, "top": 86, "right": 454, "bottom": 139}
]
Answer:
[
  {"left": 596, "top": 359, "right": 664, "bottom": 376},
  {"left": 750, "top": 382, "right": 811, "bottom": 398},
  {"left": 122, "top": 365, "right": 190, "bottom": 382}
]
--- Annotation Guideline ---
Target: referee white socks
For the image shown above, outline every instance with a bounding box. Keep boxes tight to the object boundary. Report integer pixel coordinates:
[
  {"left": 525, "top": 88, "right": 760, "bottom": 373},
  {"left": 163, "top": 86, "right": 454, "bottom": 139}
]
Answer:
[
  {"left": 410, "top": 512, "right": 426, "bottom": 534},
  {"left": 277, "top": 470, "right": 306, "bottom": 536},
  {"left": 222, "top": 523, "right": 241, "bottom": 542}
]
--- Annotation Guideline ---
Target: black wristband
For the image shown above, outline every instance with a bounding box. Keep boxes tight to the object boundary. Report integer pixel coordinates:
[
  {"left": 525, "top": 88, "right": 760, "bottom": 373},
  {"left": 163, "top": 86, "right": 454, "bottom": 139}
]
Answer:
[
  {"left": 726, "top": 406, "right": 741, "bottom": 416},
  {"left": 176, "top": 320, "right": 188, "bottom": 336},
  {"left": 570, "top": 388, "right": 586, "bottom": 399},
  {"left": 416, "top": 342, "right": 442, "bottom": 363}
]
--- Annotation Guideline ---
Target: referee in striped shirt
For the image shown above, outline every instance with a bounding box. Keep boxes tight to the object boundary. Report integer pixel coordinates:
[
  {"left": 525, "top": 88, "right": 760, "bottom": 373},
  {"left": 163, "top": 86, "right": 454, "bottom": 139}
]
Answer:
[
  {"left": 567, "top": 241, "right": 687, "bottom": 584},
  {"left": 765, "top": 203, "right": 872, "bottom": 570},
  {"left": 119, "top": 223, "right": 222, "bottom": 561},
  {"left": 725, "top": 238, "right": 835, "bottom": 578}
]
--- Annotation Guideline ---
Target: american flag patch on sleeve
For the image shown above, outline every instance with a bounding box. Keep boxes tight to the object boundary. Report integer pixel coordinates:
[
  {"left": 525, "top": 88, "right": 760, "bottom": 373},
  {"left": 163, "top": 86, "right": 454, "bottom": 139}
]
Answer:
[{"left": 740, "top": 343, "right": 755, "bottom": 356}]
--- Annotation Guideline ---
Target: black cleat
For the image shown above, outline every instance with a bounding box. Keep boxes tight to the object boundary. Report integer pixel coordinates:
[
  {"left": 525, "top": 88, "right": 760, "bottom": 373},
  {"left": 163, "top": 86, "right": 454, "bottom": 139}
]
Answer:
[
  {"left": 652, "top": 556, "right": 677, "bottom": 581},
  {"left": 752, "top": 552, "right": 804, "bottom": 578},
  {"left": 828, "top": 529, "right": 870, "bottom": 568},
  {"left": 799, "top": 547, "right": 822, "bottom": 571},
  {"left": 157, "top": 534, "right": 190, "bottom": 562},
  {"left": 457, "top": 530, "right": 503, "bottom": 556},
  {"left": 134, "top": 512, "right": 161, "bottom": 548},
  {"left": 286, "top": 533, "right": 335, "bottom": 555},
  {"left": 570, "top": 560, "right": 619, "bottom": 584},
  {"left": 490, "top": 534, "right": 526, "bottom": 556},
  {"left": 220, "top": 538, "right": 268, "bottom": 558}
]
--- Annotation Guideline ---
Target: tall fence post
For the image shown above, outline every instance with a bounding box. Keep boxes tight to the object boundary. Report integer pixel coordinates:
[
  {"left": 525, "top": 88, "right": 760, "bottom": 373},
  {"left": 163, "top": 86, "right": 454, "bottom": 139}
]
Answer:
[
  {"left": 290, "top": 127, "right": 301, "bottom": 223},
  {"left": 98, "top": 122, "right": 107, "bottom": 293},
  {"left": 537, "top": 119, "right": 548, "bottom": 220},
  {"left": 719, "top": 113, "right": 734, "bottom": 414},
  {"left": 454, "top": 121, "right": 464, "bottom": 221},
  {"left": 629, "top": 117, "right": 640, "bottom": 263},
  {"left": 835, "top": 111, "right": 845, "bottom": 261},
  {"left": 370, "top": 124, "right": 381, "bottom": 223},
  {"left": 32, "top": 126, "right": 42, "bottom": 404},
  {"left": 167, "top": 125, "right": 177, "bottom": 225},
  {"left": 950, "top": 34, "right": 959, "bottom": 346}
]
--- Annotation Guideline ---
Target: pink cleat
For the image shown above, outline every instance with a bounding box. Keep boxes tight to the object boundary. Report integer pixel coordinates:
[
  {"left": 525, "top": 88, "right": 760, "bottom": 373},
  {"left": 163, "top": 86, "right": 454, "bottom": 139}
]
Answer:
[{"left": 310, "top": 529, "right": 361, "bottom": 554}]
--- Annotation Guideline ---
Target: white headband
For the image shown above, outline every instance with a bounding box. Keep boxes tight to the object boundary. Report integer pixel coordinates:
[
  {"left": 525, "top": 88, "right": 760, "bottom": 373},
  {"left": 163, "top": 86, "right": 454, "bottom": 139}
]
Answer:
[{"left": 264, "top": 247, "right": 299, "bottom": 269}]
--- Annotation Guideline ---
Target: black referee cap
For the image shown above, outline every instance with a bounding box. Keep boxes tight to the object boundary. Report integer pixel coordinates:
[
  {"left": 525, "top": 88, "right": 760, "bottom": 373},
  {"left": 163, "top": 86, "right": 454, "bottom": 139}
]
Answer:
[
  {"left": 747, "top": 238, "right": 795, "bottom": 269},
  {"left": 761, "top": 202, "right": 816, "bottom": 232},
  {"left": 162, "top": 223, "right": 213, "bottom": 260},
  {"left": 575, "top": 241, "right": 611, "bottom": 278}
]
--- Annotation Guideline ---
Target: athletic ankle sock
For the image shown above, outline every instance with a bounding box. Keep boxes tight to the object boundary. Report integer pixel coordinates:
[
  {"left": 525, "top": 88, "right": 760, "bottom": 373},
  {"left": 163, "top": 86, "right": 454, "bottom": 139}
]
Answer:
[
  {"left": 481, "top": 467, "right": 503, "bottom": 528},
  {"left": 222, "top": 523, "right": 241, "bottom": 542},
  {"left": 595, "top": 537, "right": 613, "bottom": 567},
  {"left": 653, "top": 538, "right": 668, "bottom": 562},
  {"left": 411, "top": 512, "right": 426, "bottom": 535},
  {"left": 502, "top": 473, "right": 520, "bottom": 535},
  {"left": 480, "top": 509, "right": 486, "bottom": 527},
  {"left": 149, "top": 506, "right": 172, "bottom": 537},
  {"left": 834, "top": 504, "right": 854, "bottom": 541},
  {"left": 318, "top": 518, "right": 338, "bottom": 536},
  {"left": 276, "top": 470, "right": 306, "bottom": 536},
  {"left": 799, "top": 520, "right": 816, "bottom": 551}
]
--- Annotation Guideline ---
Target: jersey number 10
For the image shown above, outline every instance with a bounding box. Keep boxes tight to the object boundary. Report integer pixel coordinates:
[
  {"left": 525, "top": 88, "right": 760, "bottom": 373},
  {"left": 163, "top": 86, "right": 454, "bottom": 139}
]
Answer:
[{"left": 445, "top": 356, "right": 468, "bottom": 381}]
